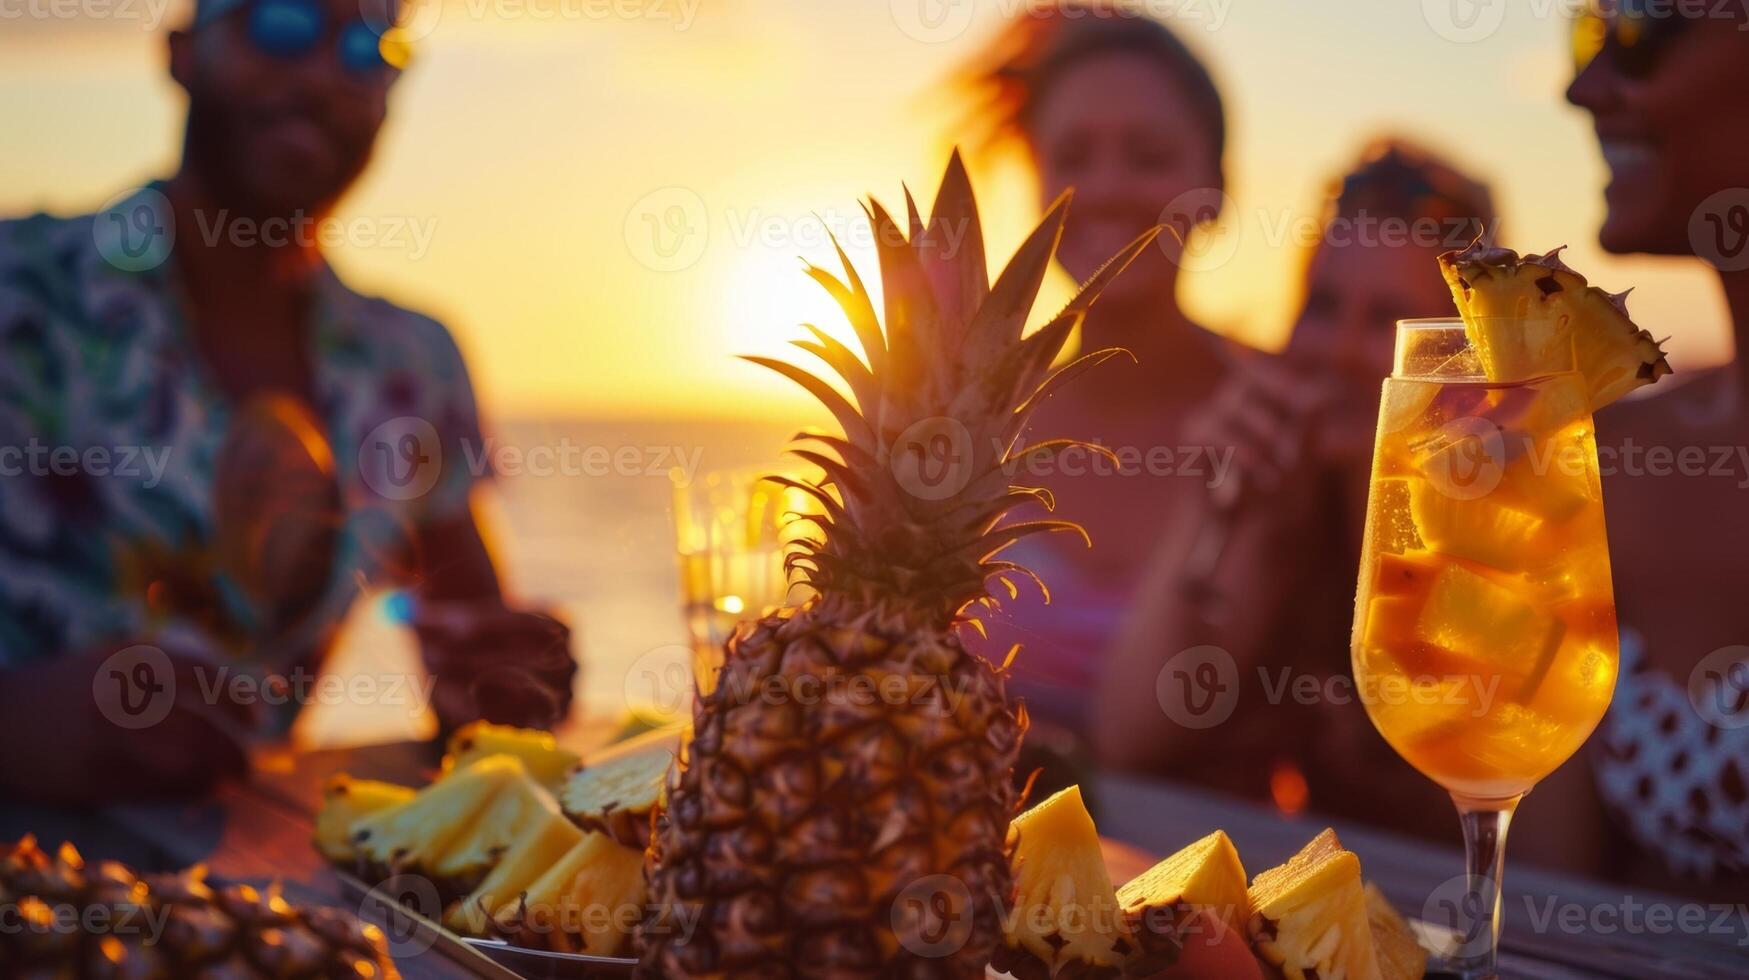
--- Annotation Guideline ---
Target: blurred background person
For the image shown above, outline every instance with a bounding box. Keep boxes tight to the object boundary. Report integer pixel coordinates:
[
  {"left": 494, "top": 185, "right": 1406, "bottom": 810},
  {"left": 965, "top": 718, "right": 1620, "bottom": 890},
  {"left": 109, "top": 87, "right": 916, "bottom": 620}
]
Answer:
[
  {"left": 1553, "top": 0, "right": 1749, "bottom": 899},
  {"left": 0, "top": 0, "right": 575, "bottom": 805},
  {"left": 1094, "top": 139, "right": 1498, "bottom": 840},
  {"left": 957, "top": 4, "right": 1234, "bottom": 781}
]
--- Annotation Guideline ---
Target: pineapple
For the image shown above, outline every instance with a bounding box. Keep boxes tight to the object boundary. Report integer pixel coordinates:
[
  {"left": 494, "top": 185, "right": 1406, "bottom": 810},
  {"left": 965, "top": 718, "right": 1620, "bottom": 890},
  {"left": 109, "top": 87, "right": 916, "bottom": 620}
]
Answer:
[
  {"left": 490, "top": 831, "right": 648, "bottom": 956},
  {"left": 638, "top": 151, "right": 1160, "bottom": 978},
  {"left": 0, "top": 837, "right": 399, "bottom": 978},
  {"left": 1438, "top": 242, "right": 1670, "bottom": 407},
  {"left": 442, "top": 721, "right": 580, "bottom": 792},
  {"left": 350, "top": 754, "right": 552, "bottom": 900},
  {"left": 314, "top": 775, "right": 416, "bottom": 862},
  {"left": 445, "top": 811, "right": 585, "bottom": 935},
  {"left": 559, "top": 723, "right": 686, "bottom": 849},
  {"left": 1247, "top": 829, "right": 1382, "bottom": 980},
  {"left": 1364, "top": 884, "right": 1428, "bottom": 980},
  {"left": 1116, "top": 830, "right": 1250, "bottom": 976},
  {"left": 994, "top": 786, "right": 1134, "bottom": 979}
]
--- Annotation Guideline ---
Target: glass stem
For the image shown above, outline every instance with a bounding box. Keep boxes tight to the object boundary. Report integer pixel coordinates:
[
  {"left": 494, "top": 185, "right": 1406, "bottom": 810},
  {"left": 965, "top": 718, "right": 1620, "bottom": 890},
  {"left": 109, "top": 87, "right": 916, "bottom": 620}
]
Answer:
[{"left": 1449, "top": 793, "right": 1522, "bottom": 980}]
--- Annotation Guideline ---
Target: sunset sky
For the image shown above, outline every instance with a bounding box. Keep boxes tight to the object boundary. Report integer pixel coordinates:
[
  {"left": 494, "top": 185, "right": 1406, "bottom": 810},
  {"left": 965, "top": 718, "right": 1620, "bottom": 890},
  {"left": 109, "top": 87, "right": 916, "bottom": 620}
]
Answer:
[{"left": 3, "top": 0, "right": 1734, "bottom": 419}]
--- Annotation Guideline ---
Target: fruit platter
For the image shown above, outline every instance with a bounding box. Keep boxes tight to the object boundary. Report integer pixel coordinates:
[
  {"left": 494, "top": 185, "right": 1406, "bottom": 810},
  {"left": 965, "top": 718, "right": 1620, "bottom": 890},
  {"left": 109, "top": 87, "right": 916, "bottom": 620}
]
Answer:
[{"left": 315, "top": 721, "right": 1438, "bottom": 980}]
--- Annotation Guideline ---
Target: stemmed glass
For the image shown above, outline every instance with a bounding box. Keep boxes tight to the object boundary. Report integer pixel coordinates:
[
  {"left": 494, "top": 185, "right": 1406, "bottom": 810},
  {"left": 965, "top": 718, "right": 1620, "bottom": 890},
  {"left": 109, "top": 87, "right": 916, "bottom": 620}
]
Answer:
[{"left": 1351, "top": 320, "right": 1619, "bottom": 977}]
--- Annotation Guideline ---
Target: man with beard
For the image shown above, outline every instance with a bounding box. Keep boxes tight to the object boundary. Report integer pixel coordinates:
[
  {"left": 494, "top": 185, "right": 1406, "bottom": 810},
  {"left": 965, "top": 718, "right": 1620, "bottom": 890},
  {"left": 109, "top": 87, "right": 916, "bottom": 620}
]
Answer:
[{"left": 0, "top": 0, "right": 576, "bottom": 803}]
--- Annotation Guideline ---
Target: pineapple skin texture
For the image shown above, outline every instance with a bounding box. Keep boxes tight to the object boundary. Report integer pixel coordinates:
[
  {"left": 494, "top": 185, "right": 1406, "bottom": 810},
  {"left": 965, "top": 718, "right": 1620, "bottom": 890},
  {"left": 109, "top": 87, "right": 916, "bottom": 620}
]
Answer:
[{"left": 637, "top": 598, "right": 1023, "bottom": 978}]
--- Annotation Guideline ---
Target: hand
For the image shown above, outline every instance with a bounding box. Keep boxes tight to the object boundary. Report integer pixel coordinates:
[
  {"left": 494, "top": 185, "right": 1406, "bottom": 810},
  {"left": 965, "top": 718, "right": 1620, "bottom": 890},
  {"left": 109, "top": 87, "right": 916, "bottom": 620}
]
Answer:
[
  {"left": 0, "top": 641, "right": 257, "bottom": 804},
  {"left": 414, "top": 599, "right": 577, "bottom": 732},
  {"left": 1183, "top": 354, "right": 1332, "bottom": 513}
]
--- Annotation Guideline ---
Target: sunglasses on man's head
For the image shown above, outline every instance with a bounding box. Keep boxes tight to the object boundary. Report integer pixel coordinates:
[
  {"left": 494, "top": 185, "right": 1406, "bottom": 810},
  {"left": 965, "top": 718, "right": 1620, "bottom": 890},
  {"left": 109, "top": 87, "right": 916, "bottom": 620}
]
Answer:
[
  {"left": 199, "top": 0, "right": 412, "bottom": 77},
  {"left": 1571, "top": 0, "right": 1696, "bottom": 79}
]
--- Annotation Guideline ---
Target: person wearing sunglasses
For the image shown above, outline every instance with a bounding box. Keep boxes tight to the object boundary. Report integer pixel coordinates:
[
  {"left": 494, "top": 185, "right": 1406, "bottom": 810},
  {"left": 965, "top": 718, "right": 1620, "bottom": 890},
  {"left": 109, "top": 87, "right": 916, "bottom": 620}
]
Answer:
[
  {"left": 1551, "top": 0, "right": 1749, "bottom": 898},
  {"left": 0, "top": 0, "right": 577, "bottom": 805}
]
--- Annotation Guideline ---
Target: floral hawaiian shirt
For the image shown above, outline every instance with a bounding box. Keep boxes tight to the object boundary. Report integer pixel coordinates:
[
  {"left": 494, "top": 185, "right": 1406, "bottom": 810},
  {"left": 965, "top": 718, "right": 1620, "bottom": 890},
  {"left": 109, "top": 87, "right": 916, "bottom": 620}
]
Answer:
[{"left": 0, "top": 186, "right": 485, "bottom": 681}]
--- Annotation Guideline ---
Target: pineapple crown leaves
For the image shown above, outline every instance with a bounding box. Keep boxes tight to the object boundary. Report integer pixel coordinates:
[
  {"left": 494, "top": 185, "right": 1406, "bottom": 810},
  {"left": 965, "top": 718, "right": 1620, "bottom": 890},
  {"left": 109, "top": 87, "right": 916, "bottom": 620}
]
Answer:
[{"left": 745, "top": 149, "right": 1160, "bottom": 619}]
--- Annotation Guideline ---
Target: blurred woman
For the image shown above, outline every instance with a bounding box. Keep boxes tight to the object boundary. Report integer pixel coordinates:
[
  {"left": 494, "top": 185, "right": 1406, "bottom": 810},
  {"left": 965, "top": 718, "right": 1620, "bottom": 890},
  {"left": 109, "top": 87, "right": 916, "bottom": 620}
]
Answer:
[
  {"left": 1094, "top": 140, "right": 1498, "bottom": 839},
  {"left": 1555, "top": 4, "right": 1749, "bottom": 898},
  {"left": 961, "top": 4, "right": 1233, "bottom": 747}
]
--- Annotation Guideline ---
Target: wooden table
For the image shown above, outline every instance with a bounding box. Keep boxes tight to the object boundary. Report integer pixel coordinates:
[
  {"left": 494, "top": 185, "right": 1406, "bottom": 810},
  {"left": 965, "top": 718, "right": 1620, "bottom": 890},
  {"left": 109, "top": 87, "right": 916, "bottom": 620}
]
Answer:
[{"left": 4, "top": 744, "right": 1745, "bottom": 978}]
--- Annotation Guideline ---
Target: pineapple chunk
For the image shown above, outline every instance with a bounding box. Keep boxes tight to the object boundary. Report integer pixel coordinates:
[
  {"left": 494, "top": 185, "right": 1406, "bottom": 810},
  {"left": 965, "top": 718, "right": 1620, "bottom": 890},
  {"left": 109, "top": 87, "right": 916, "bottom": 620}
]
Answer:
[
  {"left": 427, "top": 759, "right": 568, "bottom": 889},
  {"left": 443, "top": 813, "right": 583, "bottom": 936},
  {"left": 1407, "top": 477, "right": 1555, "bottom": 573},
  {"left": 1247, "top": 829, "right": 1383, "bottom": 980},
  {"left": 1416, "top": 563, "right": 1564, "bottom": 701},
  {"left": 351, "top": 755, "right": 535, "bottom": 886},
  {"left": 996, "top": 786, "right": 1134, "bottom": 980},
  {"left": 1439, "top": 242, "right": 1670, "bottom": 408},
  {"left": 559, "top": 724, "right": 686, "bottom": 849},
  {"left": 1365, "top": 883, "right": 1429, "bottom": 980},
  {"left": 1371, "top": 550, "right": 1445, "bottom": 599},
  {"left": 313, "top": 776, "right": 415, "bottom": 862},
  {"left": 490, "top": 832, "right": 647, "bottom": 956},
  {"left": 443, "top": 721, "right": 580, "bottom": 792},
  {"left": 1117, "top": 830, "right": 1250, "bottom": 975}
]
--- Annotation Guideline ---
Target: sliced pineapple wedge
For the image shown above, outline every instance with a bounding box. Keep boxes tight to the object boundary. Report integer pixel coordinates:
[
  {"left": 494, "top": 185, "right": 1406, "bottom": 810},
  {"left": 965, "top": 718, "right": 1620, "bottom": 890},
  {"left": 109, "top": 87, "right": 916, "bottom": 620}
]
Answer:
[
  {"left": 442, "top": 721, "right": 580, "bottom": 792},
  {"left": 1116, "top": 829, "right": 1250, "bottom": 975},
  {"left": 350, "top": 755, "right": 541, "bottom": 893},
  {"left": 1365, "top": 883, "right": 1429, "bottom": 980},
  {"left": 1439, "top": 242, "right": 1670, "bottom": 407},
  {"left": 995, "top": 785, "right": 1135, "bottom": 980},
  {"left": 1247, "top": 829, "right": 1384, "bottom": 980},
  {"left": 443, "top": 812, "right": 583, "bottom": 936},
  {"left": 314, "top": 776, "right": 415, "bottom": 862},
  {"left": 559, "top": 724, "right": 687, "bottom": 849},
  {"left": 489, "top": 831, "right": 648, "bottom": 957}
]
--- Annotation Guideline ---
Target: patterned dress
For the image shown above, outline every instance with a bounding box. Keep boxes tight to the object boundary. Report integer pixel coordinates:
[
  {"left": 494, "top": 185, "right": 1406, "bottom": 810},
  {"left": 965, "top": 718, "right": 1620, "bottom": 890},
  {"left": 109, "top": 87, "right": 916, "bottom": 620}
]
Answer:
[
  {"left": 1593, "top": 630, "right": 1749, "bottom": 880},
  {"left": 0, "top": 187, "right": 485, "bottom": 724}
]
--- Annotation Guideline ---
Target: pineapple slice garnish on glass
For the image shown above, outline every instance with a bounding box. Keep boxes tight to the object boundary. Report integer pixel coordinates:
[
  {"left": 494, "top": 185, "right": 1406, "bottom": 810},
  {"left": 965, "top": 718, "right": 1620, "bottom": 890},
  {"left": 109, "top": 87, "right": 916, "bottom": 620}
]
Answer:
[{"left": 1438, "top": 241, "right": 1671, "bottom": 406}]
